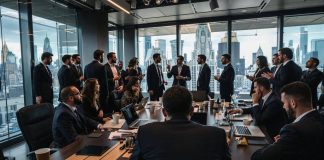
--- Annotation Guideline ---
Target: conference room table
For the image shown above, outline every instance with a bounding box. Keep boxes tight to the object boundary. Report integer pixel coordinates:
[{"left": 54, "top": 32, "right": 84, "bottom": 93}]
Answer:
[{"left": 50, "top": 101, "right": 272, "bottom": 160}]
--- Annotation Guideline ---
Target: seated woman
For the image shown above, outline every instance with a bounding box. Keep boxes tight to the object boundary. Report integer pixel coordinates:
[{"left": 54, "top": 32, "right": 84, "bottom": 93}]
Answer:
[
  {"left": 124, "top": 57, "right": 144, "bottom": 85},
  {"left": 81, "top": 78, "right": 109, "bottom": 123},
  {"left": 121, "top": 77, "right": 143, "bottom": 108}
]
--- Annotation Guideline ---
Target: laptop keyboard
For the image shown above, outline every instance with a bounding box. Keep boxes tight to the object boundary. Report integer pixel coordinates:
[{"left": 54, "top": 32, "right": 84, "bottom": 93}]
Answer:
[{"left": 235, "top": 126, "right": 252, "bottom": 136}]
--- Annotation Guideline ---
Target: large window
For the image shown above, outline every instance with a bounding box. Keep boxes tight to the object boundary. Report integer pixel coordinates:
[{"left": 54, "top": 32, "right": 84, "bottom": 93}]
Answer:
[
  {"left": 138, "top": 26, "right": 177, "bottom": 92},
  {"left": 284, "top": 14, "right": 324, "bottom": 97},
  {"left": 109, "top": 30, "right": 118, "bottom": 53},
  {"left": 32, "top": 0, "right": 78, "bottom": 106},
  {"left": 0, "top": 2, "right": 23, "bottom": 141},
  {"left": 180, "top": 22, "right": 228, "bottom": 97},
  {"left": 232, "top": 17, "right": 278, "bottom": 99}
]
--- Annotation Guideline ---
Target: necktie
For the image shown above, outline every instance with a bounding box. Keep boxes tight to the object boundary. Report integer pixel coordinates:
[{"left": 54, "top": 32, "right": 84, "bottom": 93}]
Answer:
[
  {"left": 157, "top": 65, "right": 163, "bottom": 86},
  {"left": 46, "top": 66, "right": 52, "bottom": 77}
]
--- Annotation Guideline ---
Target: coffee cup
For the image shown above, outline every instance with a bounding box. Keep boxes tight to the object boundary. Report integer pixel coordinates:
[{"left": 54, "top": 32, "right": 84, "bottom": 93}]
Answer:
[
  {"left": 35, "top": 148, "right": 50, "bottom": 160},
  {"left": 243, "top": 119, "right": 252, "bottom": 125},
  {"left": 112, "top": 113, "right": 120, "bottom": 124},
  {"left": 149, "top": 105, "right": 155, "bottom": 113}
]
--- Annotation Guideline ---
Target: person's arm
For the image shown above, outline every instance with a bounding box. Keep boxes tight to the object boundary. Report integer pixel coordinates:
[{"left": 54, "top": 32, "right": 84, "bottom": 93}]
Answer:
[
  {"left": 147, "top": 66, "right": 153, "bottom": 91},
  {"left": 167, "top": 66, "right": 174, "bottom": 78},
  {"left": 185, "top": 66, "right": 191, "bottom": 81},
  {"left": 130, "top": 127, "right": 143, "bottom": 160},
  {"left": 57, "top": 113, "right": 79, "bottom": 145},
  {"left": 218, "top": 67, "right": 235, "bottom": 83}
]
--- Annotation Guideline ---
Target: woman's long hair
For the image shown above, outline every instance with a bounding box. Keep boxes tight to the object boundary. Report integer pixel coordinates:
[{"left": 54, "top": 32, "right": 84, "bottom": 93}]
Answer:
[
  {"left": 257, "top": 55, "right": 268, "bottom": 69},
  {"left": 125, "top": 77, "right": 140, "bottom": 94},
  {"left": 81, "top": 78, "right": 99, "bottom": 107}
]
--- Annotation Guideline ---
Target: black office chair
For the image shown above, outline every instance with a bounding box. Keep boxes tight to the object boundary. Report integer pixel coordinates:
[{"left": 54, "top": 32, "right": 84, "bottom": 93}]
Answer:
[
  {"left": 16, "top": 103, "right": 54, "bottom": 152},
  {"left": 191, "top": 90, "right": 207, "bottom": 102}
]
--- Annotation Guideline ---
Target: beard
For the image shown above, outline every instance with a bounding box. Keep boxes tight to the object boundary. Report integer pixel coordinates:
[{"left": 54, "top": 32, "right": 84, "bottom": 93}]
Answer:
[
  {"left": 74, "top": 98, "right": 82, "bottom": 105},
  {"left": 286, "top": 105, "right": 295, "bottom": 120}
]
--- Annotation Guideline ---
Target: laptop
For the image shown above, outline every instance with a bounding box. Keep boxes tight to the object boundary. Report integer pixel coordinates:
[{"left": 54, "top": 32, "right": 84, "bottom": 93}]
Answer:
[
  {"left": 134, "top": 97, "right": 149, "bottom": 110},
  {"left": 120, "top": 104, "right": 157, "bottom": 128},
  {"left": 234, "top": 125, "right": 266, "bottom": 138}
]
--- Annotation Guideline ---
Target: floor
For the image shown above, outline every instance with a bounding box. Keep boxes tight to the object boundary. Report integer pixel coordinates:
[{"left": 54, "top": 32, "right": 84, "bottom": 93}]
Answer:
[{"left": 3, "top": 141, "right": 28, "bottom": 160}]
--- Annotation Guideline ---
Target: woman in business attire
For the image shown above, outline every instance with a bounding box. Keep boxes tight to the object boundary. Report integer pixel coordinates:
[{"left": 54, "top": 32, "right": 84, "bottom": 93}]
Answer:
[
  {"left": 121, "top": 77, "right": 143, "bottom": 108},
  {"left": 81, "top": 78, "right": 109, "bottom": 123},
  {"left": 247, "top": 55, "right": 271, "bottom": 96}
]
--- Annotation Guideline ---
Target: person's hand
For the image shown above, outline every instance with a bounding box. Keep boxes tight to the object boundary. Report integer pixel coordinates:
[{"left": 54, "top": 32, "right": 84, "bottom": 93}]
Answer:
[
  {"left": 252, "top": 91, "right": 262, "bottom": 104},
  {"left": 246, "top": 75, "right": 253, "bottom": 81},
  {"left": 273, "top": 135, "right": 280, "bottom": 142},
  {"left": 176, "top": 76, "right": 185, "bottom": 80},
  {"left": 97, "top": 124, "right": 103, "bottom": 129},
  {"left": 214, "top": 75, "right": 220, "bottom": 80},
  {"left": 113, "top": 76, "right": 119, "bottom": 81},
  {"left": 261, "top": 72, "right": 273, "bottom": 80},
  {"left": 149, "top": 90, "right": 154, "bottom": 95},
  {"left": 98, "top": 110, "right": 104, "bottom": 118},
  {"left": 228, "top": 109, "right": 241, "bottom": 115},
  {"left": 36, "top": 96, "right": 42, "bottom": 104},
  {"left": 103, "top": 117, "right": 110, "bottom": 122}
]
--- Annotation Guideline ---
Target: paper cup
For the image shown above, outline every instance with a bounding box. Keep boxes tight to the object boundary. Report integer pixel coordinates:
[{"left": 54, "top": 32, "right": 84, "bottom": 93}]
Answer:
[
  {"left": 35, "top": 148, "right": 50, "bottom": 160},
  {"left": 112, "top": 113, "right": 120, "bottom": 124}
]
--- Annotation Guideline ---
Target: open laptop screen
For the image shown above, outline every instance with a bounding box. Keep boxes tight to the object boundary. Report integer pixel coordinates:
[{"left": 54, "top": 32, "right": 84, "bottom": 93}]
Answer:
[{"left": 121, "top": 104, "right": 139, "bottom": 125}]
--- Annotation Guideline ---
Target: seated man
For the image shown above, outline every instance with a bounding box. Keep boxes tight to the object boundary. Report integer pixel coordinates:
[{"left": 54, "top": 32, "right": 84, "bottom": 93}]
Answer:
[
  {"left": 131, "top": 86, "right": 231, "bottom": 160},
  {"left": 52, "top": 86, "right": 102, "bottom": 148},
  {"left": 251, "top": 82, "right": 324, "bottom": 160},
  {"left": 229, "top": 77, "right": 287, "bottom": 138}
]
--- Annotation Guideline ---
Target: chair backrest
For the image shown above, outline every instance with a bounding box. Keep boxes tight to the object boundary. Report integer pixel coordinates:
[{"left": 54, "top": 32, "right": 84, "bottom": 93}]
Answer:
[
  {"left": 191, "top": 90, "right": 207, "bottom": 102},
  {"left": 16, "top": 103, "right": 54, "bottom": 151}
]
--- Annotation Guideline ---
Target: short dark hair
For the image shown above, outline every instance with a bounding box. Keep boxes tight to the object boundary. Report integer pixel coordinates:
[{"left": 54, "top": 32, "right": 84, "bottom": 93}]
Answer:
[
  {"left": 273, "top": 53, "right": 278, "bottom": 57},
  {"left": 125, "top": 77, "right": 139, "bottom": 92},
  {"left": 177, "top": 55, "right": 184, "bottom": 61},
  {"left": 41, "top": 52, "right": 53, "bottom": 60},
  {"left": 310, "top": 57, "right": 320, "bottom": 67},
  {"left": 222, "top": 54, "right": 231, "bottom": 61},
  {"left": 162, "top": 86, "right": 192, "bottom": 116},
  {"left": 107, "top": 52, "right": 116, "bottom": 59},
  {"left": 93, "top": 49, "right": 104, "bottom": 60},
  {"left": 62, "top": 54, "right": 71, "bottom": 63},
  {"left": 153, "top": 53, "right": 160, "bottom": 60},
  {"left": 280, "top": 82, "right": 312, "bottom": 108},
  {"left": 128, "top": 58, "right": 137, "bottom": 68},
  {"left": 72, "top": 54, "right": 80, "bottom": 59},
  {"left": 257, "top": 55, "right": 268, "bottom": 68},
  {"left": 254, "top": 77, "right": 271, "bottom": 90},
  {"left": 279, "top": 48, "right": 293, "bottom": 59},
  {"left": 198, "top": 54, "right": 206, "bottom": 62},
  {"left": 60, "top": 86, "right": 74, "bottom": 102}
]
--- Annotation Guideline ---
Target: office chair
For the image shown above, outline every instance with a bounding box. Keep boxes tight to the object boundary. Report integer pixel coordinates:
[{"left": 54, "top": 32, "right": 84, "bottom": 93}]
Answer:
[
  {"left": 191, "top": 90, "right": 207, "bottom": 102},
  {"left": 16, "top": 103, "right": 54, "bottom": 152}
]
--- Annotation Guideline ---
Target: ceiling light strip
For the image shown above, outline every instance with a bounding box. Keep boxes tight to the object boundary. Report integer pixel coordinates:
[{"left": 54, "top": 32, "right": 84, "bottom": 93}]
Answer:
[{"left": 108, "top": 0, "right": 130, "bottom": 14}]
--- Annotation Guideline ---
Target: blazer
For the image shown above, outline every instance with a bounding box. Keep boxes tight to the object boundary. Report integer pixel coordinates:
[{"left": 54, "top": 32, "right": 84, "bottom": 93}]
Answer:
[
  {"left": 218, "top": 63, "right": 235, "bottom": 98},
  {"left": 271, "top": 61, "right": 302, "bottom": 95},
  {"left": 197, "top": 63, "right": 211, "bottom": 93},
  {"left": 80, "top": 97, "right": 104, "bottom": 123},
  {"left": 301, "top": 69, "right": 323, "bottom": 107},
  {"left": 58, "top": 65, "right": 80, "bottom": 94},
  {"left": 147, "top": 63, "right": 165, "bottom": 91},
  {"left": 251, "top": 110, "right": 324, "bottom": 160},
  {"left": 33, "top": 63, "right": 53, "bottom": 104},
  {"left": 167, "top": 64, "right": 191, "bottom": 87},
  {"left": 84, "top": 60, "right": 107, "bottom": 102},
  {"left": 243, "top": 92, "right": 287, "bottom": 137},
  {"left": 131, "top": 116, "right": 231, "bottom": 160},
  {"left": 250, "top": 67, "right": 271, "bottom": 96},
  {"left": 52, "top": 103, "right": 99, "bottom": 148},
  {"left": 104, "top": 63, "right": 122, "bottom": 93},
  {"left": 71, "top": 64, "right": 83, "bottom": 89}
]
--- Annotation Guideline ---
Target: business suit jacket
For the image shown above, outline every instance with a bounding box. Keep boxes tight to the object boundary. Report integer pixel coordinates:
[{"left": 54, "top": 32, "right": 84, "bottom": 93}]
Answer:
[
  {"left": 71, "top": 64, "right": 83, "bottom": 90},
  {"left": 33, "top": 63, "right": 53, "bottom": 104},
  {"left": 301, "top": 69, "right": 324, "bottom": 108},
  {"left": 251, "top": 110, "right": 324, "bottom": 160},
  {"left": 147, "top": 63, "right": 165, "bottom": 100},
  {"left": 104, "top": 63, "right": 122, "bottom": 93},
  {"left": 271, "top": 61, "right": 302, "bottom": 95},
  {"left": 243, "top": 92, "right": 287, "bottom": 137},
  {"left": 217, "top": 63, "right": 235, "bottom": 102},
  {"left": 58, "top": 65, "right": 80, "bottom": 95},
  {"left": 167, "top": 64, "right": 191, "bottom": 87},
  {"left": 250, "top": 67, "right": 271, "bottom": 96},
  {"left": 197, "top": 63, "right": 211, "bottom": 93},
  {"left": 131, "top": 116, "right": 231, "bottom": 160},
  {"left": 52, "top": 103, "right": 99, "bottom": 148}
]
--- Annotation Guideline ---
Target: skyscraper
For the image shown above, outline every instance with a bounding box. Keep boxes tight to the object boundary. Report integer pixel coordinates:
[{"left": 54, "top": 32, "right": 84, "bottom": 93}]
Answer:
[
  {"left": 217, "top": 32, "right": 240, "bottom": 69},
  {"left": 155, "top": 39, "right": 166, "bottom": 56},
  {"left": 256, "top": 46, "right": 264, "bottom": 56},
  {"left": 311, "top": 39, "right": 324, "bottom": 62},
  {"left": 295, "top": 45, "right": 300, "bottom": 63},
  {"left": 252, "top": 52, "right": 257, "bottom": 66},
  {"left": 43, "top": 35, "right": 52, "bottom": 53},
  {"left": 144, "top": 36, "right": 151, "bottom": 61},
  {"left": 170, "top": 39, "right": 184, "bottom": 64},
  {"left": 300, "top": 27, "right": 308, "bottom": 64},
  {"left": 271, "top": 46, "right": 278, "bottom": 55}
]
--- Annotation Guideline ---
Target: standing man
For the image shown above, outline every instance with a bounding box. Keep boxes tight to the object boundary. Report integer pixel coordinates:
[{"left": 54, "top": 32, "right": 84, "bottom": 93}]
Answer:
[
  {"left": 167, "top": 55, "right": 191, "bottom": 87},
  {"left": 84, "top": 49, "right": 106, "bottom": 110},
  {"left": 214, "top": 54, "right": 235, "bottom": 102},
  {"left": 270, "top": 53, "right": 281, "bottom": 75},
  {"left": 251, "top": 82, "right": 324, "bottom": 160},
  {"left": 33, "top": 52, "right": 53, "bottom": 104},
  {"left": 71, "top": 54, "right": 83, "bottom": 90},
  {"left": 147, "top": 53, "right": 165, "bottom": 101},
  {"left": 58, "top": 55, "right": 82, "bottom": 100},
  {"left": 301, "top": 57, "right": 323, "bottom": 109},
  {"left": 104, "top": 52, "right": 123, "bottom": 113},
  {"left": 262, "top": 48, "right": 302, "bottom": 96},
  {"left": 197, "top": 54, "right": 211, "bottom": 95}
]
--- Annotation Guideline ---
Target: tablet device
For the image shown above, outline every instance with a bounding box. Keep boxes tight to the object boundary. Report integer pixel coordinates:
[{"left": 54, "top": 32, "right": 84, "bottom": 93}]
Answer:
[{"left": 76, "top": 145, "right": 110, "bottom": 156}]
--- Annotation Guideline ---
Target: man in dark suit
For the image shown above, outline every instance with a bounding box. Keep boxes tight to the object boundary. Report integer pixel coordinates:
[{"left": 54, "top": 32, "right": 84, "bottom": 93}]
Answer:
[
  {"left": 270, "top": 53, "right": 281, "bottom": 75},
  {"left": 229, "top": 77, "right": 287, "bottom": 138},
  {"left": 104, "top": 52, "right": 123, "bottom": 113},
  {"left": 147, "top": 53, "right": 165, "bottom": 101},
  {"left": 33, "top": 52, "right": 54, "bottom": 104},
  {"left": 214, "top": 54, "right": 235, "bottom": 102},
  {"left": 58, "top": 55, "right": 82, "bottom": 100},
  {"left": 71, "top": 54, "right": 84, "bottom": 90},
  {"left": 52, "top": 86, "right": 102, "bottom": 148},
  {"left": 131, "top": 86, "right": 231, "bottom": 160},
  {"left": 84, "top": 50, "right": 107, "bottom": 111},
  {"left": 167, "top": 55, "right": 191, "bottom": 87},
  {"left": 197, "top": 54, "right": 211, "bottom": 95},
  {"left": 262, "top": 48, "right": 302, "bottom": 96},
  {"left": 301, "top": 57, "right": 323, "bottom": 109},
  {"left": 251, "top": 82, "right": 324, "bottom": 160}
]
